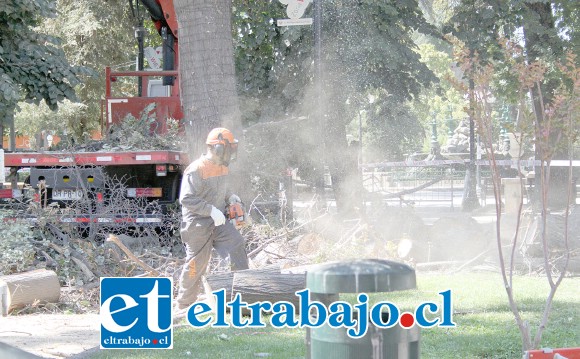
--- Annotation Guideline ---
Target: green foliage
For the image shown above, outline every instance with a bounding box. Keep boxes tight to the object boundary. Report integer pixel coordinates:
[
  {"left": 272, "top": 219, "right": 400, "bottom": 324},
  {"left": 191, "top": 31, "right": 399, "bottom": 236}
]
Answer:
[
  {"left": 0, "top": 0, "right": 88, "bottom": 123},
  {"left": 106, "top": 103, "right": 182, "bottom": 150},
  {"left": 411, "top": 42, "right": 468, "bottom": 144},
  {"left": 233, "top": 3, "right": 283, "bottom": 95},
  {"left": 553, "top": 1, "right": 580, "bottom": 57},
  {"left": 233, "top": 0, "right": 440, "bottom": 161},
  {"left": 444, "top": 0, "right": 577, "bottom": 102},
  {"left": 320, "top": 0, "right": 439, "bottom": 102},
  {"left": 449, "top": 34, "right": 579, "bottom": 158},
  {"left": 419, "top": 0, "right": 455, "bottom": 27},
  {"left": 234, "top": 0, "right": 439, "bottom": 104},
  {"left": 233, "top": 1, "right": 309, "bottom": 124},
  {"left": 13, "top": 0, "right": 135, "bottom": 139},
  {"left": 0, "top": 216, "right": 36, "bottom": 275},
  {"left": 15, "top": 100, "right": 89, "bottom": 148},
  {"left": 364, "top": 93, "right": 425, "bottom": 161}
]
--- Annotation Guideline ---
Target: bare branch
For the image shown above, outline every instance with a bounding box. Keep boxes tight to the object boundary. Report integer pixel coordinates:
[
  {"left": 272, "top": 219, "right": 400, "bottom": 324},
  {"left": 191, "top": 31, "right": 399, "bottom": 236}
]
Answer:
[{"left": 106, "top": 234, "right": 160, "bottom": 276}]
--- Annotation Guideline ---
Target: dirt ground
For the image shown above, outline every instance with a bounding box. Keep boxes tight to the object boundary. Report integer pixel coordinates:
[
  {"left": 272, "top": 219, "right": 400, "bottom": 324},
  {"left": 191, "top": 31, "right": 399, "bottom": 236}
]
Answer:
[{"left": 0, "top": 313, "right": 99, "bottom": 358}]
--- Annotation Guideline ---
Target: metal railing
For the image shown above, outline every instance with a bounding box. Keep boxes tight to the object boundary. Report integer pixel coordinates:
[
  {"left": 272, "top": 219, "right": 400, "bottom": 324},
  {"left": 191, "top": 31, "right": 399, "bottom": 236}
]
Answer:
[{"left": 362, "top": 165, "right": 466, "bottom": 209}]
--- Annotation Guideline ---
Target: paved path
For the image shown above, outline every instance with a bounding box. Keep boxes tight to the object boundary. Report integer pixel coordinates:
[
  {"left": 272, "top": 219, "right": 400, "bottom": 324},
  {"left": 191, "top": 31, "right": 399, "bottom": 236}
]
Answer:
[{"left": 0, "top": 313, "right": 99, "bottom": 358}]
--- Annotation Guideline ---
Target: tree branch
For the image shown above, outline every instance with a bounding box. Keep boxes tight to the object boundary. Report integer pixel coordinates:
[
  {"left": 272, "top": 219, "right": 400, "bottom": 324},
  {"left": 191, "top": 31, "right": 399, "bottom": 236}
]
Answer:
[{"left": 106, "top": 234, "right": 160, "bottom": 276}]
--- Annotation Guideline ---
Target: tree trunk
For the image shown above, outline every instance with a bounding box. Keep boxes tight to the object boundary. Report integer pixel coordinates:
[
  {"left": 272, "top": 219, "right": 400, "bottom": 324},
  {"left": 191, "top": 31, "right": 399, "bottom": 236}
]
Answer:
[
  {"left": 326, "top": 102, "right": 362, "bottom": 217},
  {"left": 0, "top": 269, "right": 60, "bottom": 314},
  {"left": 205, "top": 265, "right": 282, "bottom": 301},
  {"left": 231, "top": 272, "right": 306, "bottom": 310},
  {"left": 174, "top": 0, "right": 242, "bottom": 159},
  {"left": 522, "top": 2, "right": 569, "bottom": 209},
  {"left": 0, "top": 104, "right": 16, "bottom": 151}
]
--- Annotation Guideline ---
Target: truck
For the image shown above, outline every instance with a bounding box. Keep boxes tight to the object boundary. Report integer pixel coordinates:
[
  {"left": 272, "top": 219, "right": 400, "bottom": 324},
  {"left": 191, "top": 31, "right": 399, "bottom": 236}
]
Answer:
[{"left": 1, "top": 0, "right": 185, "bottom": 228}]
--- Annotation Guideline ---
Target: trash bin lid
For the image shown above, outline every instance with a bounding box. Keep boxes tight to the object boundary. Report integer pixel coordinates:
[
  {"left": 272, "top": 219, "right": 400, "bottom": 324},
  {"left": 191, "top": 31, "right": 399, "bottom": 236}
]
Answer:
[{"left": 306, "top": 259, "right": 416, "bottom": 294}]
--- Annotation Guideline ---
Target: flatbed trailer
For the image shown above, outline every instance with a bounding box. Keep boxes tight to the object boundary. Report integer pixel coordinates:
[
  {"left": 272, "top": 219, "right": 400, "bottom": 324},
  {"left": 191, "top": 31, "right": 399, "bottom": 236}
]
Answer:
[
  {"left": 1, "top": 150, "right": 187, "bottom": 225},
  {"left": 0, "top": 0, "right": 187, "bottom": 227},
  {"left": 3, "top": 150, "right": 184, "bottom": 167}
]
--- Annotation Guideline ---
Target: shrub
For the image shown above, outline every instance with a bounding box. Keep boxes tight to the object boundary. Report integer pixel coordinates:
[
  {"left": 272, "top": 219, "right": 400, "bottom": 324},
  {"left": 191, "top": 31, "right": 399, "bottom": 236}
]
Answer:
[{"left": 0, "top": 215, "right": 36, "bottom": 275}]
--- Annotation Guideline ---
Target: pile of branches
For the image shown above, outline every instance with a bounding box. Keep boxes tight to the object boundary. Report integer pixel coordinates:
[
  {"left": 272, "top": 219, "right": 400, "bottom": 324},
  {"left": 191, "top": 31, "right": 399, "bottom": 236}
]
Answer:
[
  {"left": 519, "top": 208, "right": 580, "bottom": 275},
  {"left": 56, "top": 103, "right": 182, "bottom": 153},
  {"left": 104, "top": 104, "right": 182, "bottom": 151},
  {"left": 2, "top": 188, "right": 424, "bottom": 314}
]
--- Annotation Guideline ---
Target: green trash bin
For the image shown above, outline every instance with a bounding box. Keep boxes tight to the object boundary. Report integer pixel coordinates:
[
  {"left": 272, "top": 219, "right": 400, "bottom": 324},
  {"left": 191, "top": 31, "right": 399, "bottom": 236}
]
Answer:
[{"left": 306, "top": 259, "right": 419, "bottom": 359}]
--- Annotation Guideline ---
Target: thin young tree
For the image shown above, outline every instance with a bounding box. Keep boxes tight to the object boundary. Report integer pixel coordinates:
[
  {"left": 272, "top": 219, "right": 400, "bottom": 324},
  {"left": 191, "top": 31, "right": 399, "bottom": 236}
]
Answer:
[{"left": 451, "top": 36, "right": 579, "bottom": 351}]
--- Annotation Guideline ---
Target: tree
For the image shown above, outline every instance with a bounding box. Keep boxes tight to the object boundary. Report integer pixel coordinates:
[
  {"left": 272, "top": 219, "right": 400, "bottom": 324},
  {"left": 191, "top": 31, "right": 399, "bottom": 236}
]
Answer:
[
  {"left": 233, "top": 0, "right": 441, "bottom": 215},
  {"left": 174, "top": 0, "right": 242, "bottom": 159},
  {"left": 450, "top": 36, "right": 579, "bottom": 351},
  {"left": 446, "top": 0, "right": 580, "bottom": 350},
  {"left": 0, "top": 0, "right": 87, "bottom": 149},
  {"left": 411, "top": 41, "right": 469, "bottom": 149},
  {"left": 446, "top": 0, "right": 579, "bottom": 207},
  {"left": 365, "top": 93, "right": 426, "bottom": 161},
  {"left": 13, "top": 0, "right": 136, "bottom": 142}
]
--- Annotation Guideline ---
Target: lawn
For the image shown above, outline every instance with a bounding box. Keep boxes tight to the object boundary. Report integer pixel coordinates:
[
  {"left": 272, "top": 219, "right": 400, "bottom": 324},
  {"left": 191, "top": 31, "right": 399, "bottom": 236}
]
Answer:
[{"left": 90, "top": 272, "right": 580, "bottom": 359}]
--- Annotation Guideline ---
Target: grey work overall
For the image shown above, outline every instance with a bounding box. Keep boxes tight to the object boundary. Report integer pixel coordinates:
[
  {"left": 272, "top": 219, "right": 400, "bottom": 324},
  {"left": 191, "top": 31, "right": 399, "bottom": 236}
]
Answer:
[{"left": 176, "top": 155, "right": 249, "bottom": 309}]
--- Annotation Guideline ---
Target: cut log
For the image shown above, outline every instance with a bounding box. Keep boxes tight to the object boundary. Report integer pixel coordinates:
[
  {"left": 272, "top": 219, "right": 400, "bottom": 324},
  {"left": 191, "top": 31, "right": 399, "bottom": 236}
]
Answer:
[
  {"left": 205, "top": 265, "right": 281, "bottom": 301},
  {"left": 205, "top": 272, "right": 235, "bottom": 300},
  {"left": 231, "top": 272, "right": 306, "bottom": 312},
  {"left": 209, "top": 267, "right": 338, "bottom": 316},
  {"left": 0, "top": 282, "right": 8, "bottom": 316},
  {"left": 0, "top": 269, "right": 60, "bottom": 314},
  {"left": 281, "top": 263, "right": 326, "bottom": 275}
]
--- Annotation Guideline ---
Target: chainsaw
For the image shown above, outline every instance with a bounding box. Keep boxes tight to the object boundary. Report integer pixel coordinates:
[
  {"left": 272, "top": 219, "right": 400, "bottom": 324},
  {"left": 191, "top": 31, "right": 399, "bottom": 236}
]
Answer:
[{"left": 226, "top": 202, "right": 247, "bottom": 227}]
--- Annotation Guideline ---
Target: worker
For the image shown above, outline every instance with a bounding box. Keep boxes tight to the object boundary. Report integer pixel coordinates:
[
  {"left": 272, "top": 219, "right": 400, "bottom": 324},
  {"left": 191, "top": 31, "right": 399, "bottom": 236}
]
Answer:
[{"left": 175, "top": 127, "right": 249, "bottom": 312}]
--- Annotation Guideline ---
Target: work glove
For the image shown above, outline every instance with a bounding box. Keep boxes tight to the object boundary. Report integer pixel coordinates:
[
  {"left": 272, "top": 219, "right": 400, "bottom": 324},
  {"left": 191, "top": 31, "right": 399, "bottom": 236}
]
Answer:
[
  {"left": 228, "top": 194, "right": 241, "bottom": 204},
  {"left": 210, "top": 206, "right": 226, "bottom": 226}
]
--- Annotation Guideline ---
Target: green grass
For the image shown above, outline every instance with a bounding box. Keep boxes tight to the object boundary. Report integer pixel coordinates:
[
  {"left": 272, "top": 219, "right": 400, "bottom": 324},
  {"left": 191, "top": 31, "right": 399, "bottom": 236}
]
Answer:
[
  {"left": 383, "top": 273, "right": 580, "bottom": 358},
  {"left": 90, "top": 272, "right": 580, "bottom": 359}
]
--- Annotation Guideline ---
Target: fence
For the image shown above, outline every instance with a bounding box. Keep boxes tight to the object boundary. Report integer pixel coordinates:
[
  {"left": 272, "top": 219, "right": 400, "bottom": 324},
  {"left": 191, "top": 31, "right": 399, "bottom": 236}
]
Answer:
[
  {"left": 363, "top": 166, "right": 460, "bottom": 208},
  {"left": 362, "top": 158, "right": 580, "bottom": 209}
]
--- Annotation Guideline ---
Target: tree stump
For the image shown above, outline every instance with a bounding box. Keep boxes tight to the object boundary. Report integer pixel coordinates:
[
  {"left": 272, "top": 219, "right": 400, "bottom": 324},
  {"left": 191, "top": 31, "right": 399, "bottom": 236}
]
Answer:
[{"left": 0, "top": 269, "right": 60, "bottom": 314}]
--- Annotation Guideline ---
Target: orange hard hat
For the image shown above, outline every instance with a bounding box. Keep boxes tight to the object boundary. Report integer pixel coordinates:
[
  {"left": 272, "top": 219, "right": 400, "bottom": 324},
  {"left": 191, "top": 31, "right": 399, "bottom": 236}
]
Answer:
[{"left": 206, "top": 128, "right": 238, "bottom": 145}]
